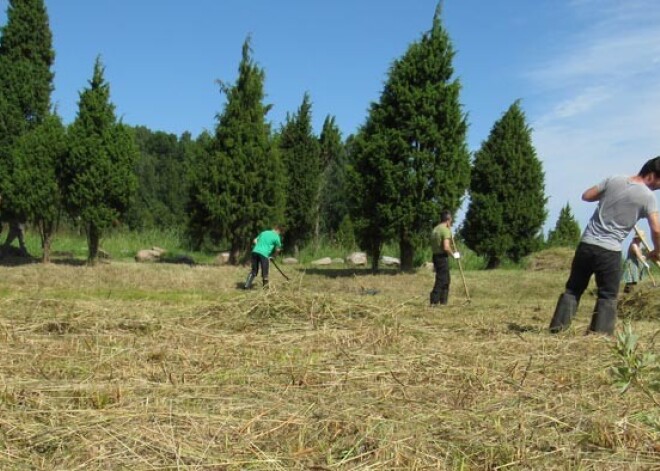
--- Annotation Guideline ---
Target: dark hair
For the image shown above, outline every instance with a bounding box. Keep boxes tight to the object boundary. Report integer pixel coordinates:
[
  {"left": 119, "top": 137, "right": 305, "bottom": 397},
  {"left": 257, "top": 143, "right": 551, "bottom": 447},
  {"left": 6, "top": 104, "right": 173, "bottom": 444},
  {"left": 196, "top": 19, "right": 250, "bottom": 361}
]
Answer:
[
  {"left": 639, "top": 156, "right": 660, "bottom": 177},
  {"left": 440, "top": 210, "right": 452, "bottom": 223}
]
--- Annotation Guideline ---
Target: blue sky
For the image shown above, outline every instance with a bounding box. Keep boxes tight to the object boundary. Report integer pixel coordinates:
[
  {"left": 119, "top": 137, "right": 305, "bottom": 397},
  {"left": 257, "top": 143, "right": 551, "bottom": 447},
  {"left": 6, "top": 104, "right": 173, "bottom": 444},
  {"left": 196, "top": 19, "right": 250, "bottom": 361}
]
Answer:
[{"left": 1, "top": 0, "right": 659, "bottom": 235}]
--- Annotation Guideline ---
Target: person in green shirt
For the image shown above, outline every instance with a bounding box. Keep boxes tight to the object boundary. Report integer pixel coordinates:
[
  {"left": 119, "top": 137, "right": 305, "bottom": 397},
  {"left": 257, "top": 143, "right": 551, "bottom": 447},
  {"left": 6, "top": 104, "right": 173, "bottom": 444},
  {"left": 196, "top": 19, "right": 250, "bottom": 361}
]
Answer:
[
  {"left": 244, "top": 226, "right": 283, "bottom": 289},
  {"left": 430, "top": 211, "right": 460, "bottom": 305}
]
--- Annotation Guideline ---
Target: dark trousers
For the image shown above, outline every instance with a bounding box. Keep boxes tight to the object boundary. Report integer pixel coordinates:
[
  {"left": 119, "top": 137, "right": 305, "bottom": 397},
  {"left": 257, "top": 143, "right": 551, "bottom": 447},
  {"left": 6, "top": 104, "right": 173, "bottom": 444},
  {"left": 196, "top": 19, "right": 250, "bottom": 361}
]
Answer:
[
  {"left": 430, "top": 253, "right": 450, "bottom": 305},
  {"left": 564, "top": 242, "right": 621, "bottom": 301},
  {"left": 250, "top": 253, "right": 270, "bottom": 282}
]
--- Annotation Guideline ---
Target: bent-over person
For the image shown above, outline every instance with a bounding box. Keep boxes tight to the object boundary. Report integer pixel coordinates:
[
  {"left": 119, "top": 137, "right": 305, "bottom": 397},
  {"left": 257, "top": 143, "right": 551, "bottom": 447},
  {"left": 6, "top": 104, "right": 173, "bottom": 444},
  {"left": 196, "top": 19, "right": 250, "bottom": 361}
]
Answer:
[
  {"left": 244, "top": 225, "right": 283, "bottom": 289},
  {"left": 550, "top": 156, "right": 660, "bottom": 335}
]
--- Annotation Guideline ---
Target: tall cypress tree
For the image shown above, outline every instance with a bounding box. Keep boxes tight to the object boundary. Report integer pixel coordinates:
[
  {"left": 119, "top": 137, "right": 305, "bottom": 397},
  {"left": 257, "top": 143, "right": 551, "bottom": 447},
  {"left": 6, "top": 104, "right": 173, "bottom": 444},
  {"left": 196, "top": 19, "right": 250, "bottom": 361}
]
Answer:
[
  {"left": 127, "top": 126, "right": 189, "bottom": 230},
  {"left": 351, "top": 4, "right": 470, "bottom": 271},
  {"left": 547, "top": 203, "right": 581, "bottom": 248},
  {"left": 61, "top": 57, "right": 138, "bottom": 264},
  {"left": 280, "top": 92, "right": 321, "bottom": 253},
  {"left": 348, "top": 114, "right": 398, "bottom": 271},
  {"left": 187, "top": 38, "right": 284, "bottom": 263},
  {"left": 318, "top": 115, "right": 348, "bottom": 238},
  {"left": 6, "top": 114, "right": 66, "bottom": 262},
  {"left": 0, "top": 0, "right": 55, "bottom": 254},
  {"left": 462, "top": 101, "right": 547, "bottom": 268}
]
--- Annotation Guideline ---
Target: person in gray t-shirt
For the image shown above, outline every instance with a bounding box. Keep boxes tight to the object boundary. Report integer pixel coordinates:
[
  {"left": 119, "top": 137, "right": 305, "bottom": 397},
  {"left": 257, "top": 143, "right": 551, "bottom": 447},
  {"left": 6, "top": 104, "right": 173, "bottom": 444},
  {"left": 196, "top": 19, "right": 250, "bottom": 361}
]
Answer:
[{"left": 550, "top": 156, "right": 660, "bottom": 335}]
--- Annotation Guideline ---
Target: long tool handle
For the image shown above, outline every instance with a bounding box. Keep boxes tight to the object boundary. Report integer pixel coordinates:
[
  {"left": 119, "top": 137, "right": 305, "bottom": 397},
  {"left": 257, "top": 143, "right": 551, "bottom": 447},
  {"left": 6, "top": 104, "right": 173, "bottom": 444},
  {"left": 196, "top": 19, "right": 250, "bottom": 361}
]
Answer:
[
  {"left": 450, "top": 233, "right": 470, "bottom": 302},
  {"left": 634, "top": 225, "right": 660, "bottom": 267},
  {"left": 270, "top": 257, "right": 290, "bottom": 281},
  {"left": 633, "top": 225, "right": 658, "bottom": 287}
]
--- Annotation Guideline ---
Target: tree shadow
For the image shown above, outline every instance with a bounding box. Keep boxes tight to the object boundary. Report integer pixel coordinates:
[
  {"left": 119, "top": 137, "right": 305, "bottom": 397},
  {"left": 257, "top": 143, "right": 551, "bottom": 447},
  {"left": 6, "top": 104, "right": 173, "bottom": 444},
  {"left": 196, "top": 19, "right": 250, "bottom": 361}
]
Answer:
[
  {"left": 50, "top": 257, "right": 88, "bottom": 267},
  {"left": 0, "top": 254, "right": 39, "bottom": 267},
  {"left": 298, "top": 267, "right": 402, "bottom": 278}
]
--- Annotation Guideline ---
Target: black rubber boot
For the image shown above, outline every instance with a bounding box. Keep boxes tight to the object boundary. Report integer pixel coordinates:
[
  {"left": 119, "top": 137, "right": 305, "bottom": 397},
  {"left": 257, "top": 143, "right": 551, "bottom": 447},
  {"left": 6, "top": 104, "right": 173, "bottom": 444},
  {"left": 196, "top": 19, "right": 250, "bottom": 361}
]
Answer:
[
  {"left": 244, "top": 273, "right": 256, "bottom": 289},
  {"left": 588, "top": 299, "right": 617, "bottom": 335},
  {"left": 439, "top": 288, "right": 449, "bottom": 305},
  {"left": 262, "top": 278, "right": 269, "bottom": 289},
  {"left": 549, "top": 293, "right": 578, "bottom": 333}
]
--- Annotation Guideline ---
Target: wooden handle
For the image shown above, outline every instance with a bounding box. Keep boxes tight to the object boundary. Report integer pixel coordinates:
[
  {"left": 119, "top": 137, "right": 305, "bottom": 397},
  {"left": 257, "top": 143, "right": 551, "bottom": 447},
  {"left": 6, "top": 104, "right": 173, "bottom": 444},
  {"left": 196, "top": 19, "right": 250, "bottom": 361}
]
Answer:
[{"left": 634, "top": 225, "right": 660, "bottom": 268}]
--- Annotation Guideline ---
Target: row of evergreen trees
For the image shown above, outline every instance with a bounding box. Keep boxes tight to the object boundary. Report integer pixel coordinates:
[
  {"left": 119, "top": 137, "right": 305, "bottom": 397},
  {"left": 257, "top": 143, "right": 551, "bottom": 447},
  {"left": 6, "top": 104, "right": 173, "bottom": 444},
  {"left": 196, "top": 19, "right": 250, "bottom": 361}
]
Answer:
[{"left": 0, "top": 1, "right": 581, "bottom": 267}]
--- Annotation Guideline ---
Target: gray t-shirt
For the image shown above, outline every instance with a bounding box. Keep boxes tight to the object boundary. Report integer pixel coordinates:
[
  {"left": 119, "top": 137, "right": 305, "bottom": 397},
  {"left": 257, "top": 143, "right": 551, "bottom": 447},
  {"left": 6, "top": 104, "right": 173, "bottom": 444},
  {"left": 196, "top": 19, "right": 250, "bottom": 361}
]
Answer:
[{"left": 581, "top": 175, "right": 657, "bottom": 251}]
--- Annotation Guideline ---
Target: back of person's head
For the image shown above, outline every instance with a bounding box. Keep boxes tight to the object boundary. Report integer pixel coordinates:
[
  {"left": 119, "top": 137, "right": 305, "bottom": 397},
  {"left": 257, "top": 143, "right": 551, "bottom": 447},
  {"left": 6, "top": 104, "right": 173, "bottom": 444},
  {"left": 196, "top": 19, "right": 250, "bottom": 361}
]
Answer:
[
  {"left": 440, "top": 210, "right": 452, "bottom": 223},
  {"left": 274, "top": 224, "right": 285, "bottom": 233},
  {"left": 639, "top": 156, "right": 660, "bottom": 177}
]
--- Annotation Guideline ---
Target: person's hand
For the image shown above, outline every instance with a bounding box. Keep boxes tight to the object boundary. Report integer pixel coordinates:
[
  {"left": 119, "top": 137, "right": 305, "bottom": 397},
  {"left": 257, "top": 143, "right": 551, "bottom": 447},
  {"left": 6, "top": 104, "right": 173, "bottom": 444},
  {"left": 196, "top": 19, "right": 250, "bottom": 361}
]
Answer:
[{"left": 453, "top": 252, "right": 460, "bottom": 259}]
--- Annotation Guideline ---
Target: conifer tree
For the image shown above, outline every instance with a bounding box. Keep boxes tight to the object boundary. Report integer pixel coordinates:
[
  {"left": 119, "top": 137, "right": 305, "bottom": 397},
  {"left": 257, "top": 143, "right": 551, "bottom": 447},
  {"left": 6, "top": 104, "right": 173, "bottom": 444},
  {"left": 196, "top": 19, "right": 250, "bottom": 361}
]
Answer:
[
  {"left": 280, "top": 92, "right": 321, "bottom": 253},
  {"left": 348, "top": 118, "right": 397, "bottom": 272},
  {"left": 6, "top": 114, "right": 66, "bottom": 262},
  {"left": 0, "top": 0, "right": 55, "bottom": 254},
  {"left": 127, "top": 126, "right": 189, "bottom": 230},
  {"left": 187, "top": 38, "right": 284, "bottom": 262},
  {"left": 350, "top": 4, "right": 470, "bottom": 271},
  {"left": 547, "top": 203, "right": 581, "bottom": 248},
  {"left": 318, "top": 115, "right": 348, "bottom": 239},
  {"left": 60, "top": 57, "right": 138, "bottom": 264},
  {"left": 462, "top": 101, "right": 547, "bottom": 267}
]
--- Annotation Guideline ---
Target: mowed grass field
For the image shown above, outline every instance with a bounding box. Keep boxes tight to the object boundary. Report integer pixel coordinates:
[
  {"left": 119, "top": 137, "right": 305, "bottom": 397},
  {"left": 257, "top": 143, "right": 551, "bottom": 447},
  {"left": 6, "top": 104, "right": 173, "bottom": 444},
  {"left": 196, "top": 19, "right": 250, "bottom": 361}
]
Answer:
[{"left": 0, "top": 259, "right": 658, "bottom": 470}]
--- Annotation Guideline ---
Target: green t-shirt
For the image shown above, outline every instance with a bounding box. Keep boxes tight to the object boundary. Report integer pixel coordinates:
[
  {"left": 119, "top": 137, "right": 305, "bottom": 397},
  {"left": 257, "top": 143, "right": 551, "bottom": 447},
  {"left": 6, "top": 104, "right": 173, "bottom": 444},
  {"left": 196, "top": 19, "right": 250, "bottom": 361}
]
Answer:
[
  {"left": 430, "top": 223, "right": 451, "bottom": 254},
  {"left": 252, "top": 230, "right": 282, "bottom": 258}
]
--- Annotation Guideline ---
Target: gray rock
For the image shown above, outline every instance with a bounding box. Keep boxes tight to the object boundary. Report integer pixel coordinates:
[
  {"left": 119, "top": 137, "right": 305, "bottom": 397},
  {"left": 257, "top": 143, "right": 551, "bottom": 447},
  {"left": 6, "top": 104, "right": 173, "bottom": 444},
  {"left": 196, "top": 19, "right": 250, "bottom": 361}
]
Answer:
[
  {"left": 311, "top": 257, "right": 333, "bottom": 265},
  {"left": 345, "top": 252, "right": 367, "bottom": 265},
  {"left": 381, "top": 256, "right": 400, "bottom": 266}
]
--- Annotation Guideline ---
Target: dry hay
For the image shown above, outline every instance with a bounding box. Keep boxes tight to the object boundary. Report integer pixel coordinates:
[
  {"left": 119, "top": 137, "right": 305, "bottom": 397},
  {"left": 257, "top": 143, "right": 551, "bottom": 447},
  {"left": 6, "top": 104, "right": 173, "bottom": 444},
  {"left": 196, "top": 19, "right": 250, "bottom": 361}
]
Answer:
[
  {"left": 525, "top": 247, "right": 575, "bottom": 271},
  {"left": 618, "top": 284, "right": 660, "bottom": 321},
  {"left": 0, "top": 262, "right": 658, "bottom": 470}
]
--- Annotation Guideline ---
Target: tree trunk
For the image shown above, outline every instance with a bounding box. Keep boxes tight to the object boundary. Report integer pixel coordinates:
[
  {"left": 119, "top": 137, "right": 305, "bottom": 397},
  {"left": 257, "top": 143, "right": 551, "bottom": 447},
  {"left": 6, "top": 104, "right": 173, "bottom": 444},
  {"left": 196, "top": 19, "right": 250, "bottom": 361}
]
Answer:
[
  {"left": 370, "top": 243, "right": 381, "bottom": 274},
  {"left": 87, "top": 223, "right": 100, "bottom": 265},
  {"left": 486, "top": 255, "right": 501, "bottom": 269},
  {"left": 39, "top": 219, "right": 55, "bottom": 264},
  {"left": 3, "top": 220, "right": 29, "bottom": 256},
  {"left": 399, "top": 236, "right": 415, "bottom": 272},
  {"left": 229, "top": 239, "right": 241, "bottom": 265}
]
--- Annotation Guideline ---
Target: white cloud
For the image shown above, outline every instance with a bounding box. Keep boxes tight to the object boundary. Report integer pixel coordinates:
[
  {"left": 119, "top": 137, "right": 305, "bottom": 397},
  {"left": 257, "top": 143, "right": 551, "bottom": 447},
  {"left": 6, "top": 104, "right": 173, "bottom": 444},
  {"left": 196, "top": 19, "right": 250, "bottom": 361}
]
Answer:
[{"left": 527, "top": 0, "right": 660, "bottom": 232}]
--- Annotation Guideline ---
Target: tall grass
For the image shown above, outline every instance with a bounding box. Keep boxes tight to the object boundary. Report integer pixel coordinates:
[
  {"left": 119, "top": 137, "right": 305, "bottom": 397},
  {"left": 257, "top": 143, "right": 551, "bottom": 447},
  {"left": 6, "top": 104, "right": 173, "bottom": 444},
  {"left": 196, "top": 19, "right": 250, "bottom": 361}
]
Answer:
[
  {"left": 15, "top": 226, "right": 191, "bottom": 261},
  {"left": 10, "top": 225, "right": 542, "bottom": 271}
]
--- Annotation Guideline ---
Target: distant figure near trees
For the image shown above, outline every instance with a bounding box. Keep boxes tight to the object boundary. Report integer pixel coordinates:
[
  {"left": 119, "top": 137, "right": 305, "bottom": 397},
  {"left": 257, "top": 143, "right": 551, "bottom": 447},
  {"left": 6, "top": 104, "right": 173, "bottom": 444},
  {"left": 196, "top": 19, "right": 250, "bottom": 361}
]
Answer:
[
  {"left": 622, "top": 231, "right": 650, "bottom": 293},
  {"left": 429, "top": 211, "right": 460, "bottom": 306},
  {"left": 244, "top": 226, "right": 283, "bottom": 289}
]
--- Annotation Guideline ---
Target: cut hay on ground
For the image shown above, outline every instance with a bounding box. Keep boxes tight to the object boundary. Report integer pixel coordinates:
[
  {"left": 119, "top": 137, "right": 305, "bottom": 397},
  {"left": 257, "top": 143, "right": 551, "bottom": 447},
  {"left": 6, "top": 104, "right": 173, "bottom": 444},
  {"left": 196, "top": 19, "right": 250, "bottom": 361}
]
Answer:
[
  {"left": 0, "top": 262, "right": 657, "bottom": 470},
  {"left": 618, "top": 284, "right": 660, "bottom": 321},
  {"left": 525, "top": 247, "right": 575, "bottom": 271}
]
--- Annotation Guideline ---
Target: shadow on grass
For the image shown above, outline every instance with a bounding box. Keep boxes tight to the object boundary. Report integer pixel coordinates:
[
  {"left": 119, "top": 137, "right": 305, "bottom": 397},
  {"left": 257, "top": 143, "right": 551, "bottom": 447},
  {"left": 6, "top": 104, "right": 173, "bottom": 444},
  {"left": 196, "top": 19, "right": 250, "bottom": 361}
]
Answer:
[
  {"left": 0, "top": 254, "right": 39, "bottom": 267},
  {"left": 50, "top": 257, "right": 88, "bottom": 267},
  {"left": 298, "top": 267, "right": 401, "bottom": 278}
]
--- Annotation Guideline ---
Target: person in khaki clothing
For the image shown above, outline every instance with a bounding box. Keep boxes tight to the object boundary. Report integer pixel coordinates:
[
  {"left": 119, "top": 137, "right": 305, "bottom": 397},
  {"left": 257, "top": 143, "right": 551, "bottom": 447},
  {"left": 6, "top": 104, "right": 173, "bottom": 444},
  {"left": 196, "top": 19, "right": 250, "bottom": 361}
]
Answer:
[{"left": 430, "top": 210, "right": 460, "bottom": 305}]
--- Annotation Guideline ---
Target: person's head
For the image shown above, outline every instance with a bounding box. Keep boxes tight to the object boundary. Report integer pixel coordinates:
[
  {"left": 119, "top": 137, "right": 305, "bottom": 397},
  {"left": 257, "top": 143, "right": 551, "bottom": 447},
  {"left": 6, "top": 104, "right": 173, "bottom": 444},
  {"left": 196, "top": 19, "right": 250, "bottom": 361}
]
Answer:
[
  {"left": 273, "top": 224, "right": 284, "bottom": 234},
  {"left": 638, "top": 156, "right": 660, "bottom": 190},
  {"left": 440, "top": 210, "right": 452, "bottom": 225}
]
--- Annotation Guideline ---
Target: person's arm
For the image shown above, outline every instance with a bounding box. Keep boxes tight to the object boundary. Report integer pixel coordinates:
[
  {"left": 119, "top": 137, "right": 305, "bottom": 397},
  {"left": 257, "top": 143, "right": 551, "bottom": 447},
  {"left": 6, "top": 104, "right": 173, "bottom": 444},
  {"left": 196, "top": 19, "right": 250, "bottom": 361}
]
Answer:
[
  {"left": 442, "top": 238, "right": 452, "bottom": 256},
  {"left": 647, "top": 211, "right": 660, "bottom": 262},
  {"left": 581, "top": 185, "right": 602, "bottom": 202},
  {"left": 443, "top": 233, "right": 459, "bottom": 258}
]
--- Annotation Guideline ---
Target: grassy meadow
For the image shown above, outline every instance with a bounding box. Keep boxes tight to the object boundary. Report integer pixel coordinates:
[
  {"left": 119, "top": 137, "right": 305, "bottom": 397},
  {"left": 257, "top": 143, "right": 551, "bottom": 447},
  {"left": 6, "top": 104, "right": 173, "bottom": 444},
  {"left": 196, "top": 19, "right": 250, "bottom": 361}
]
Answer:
[{"left": 0, "top": 234, "right": 658, "bottom": 470}]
